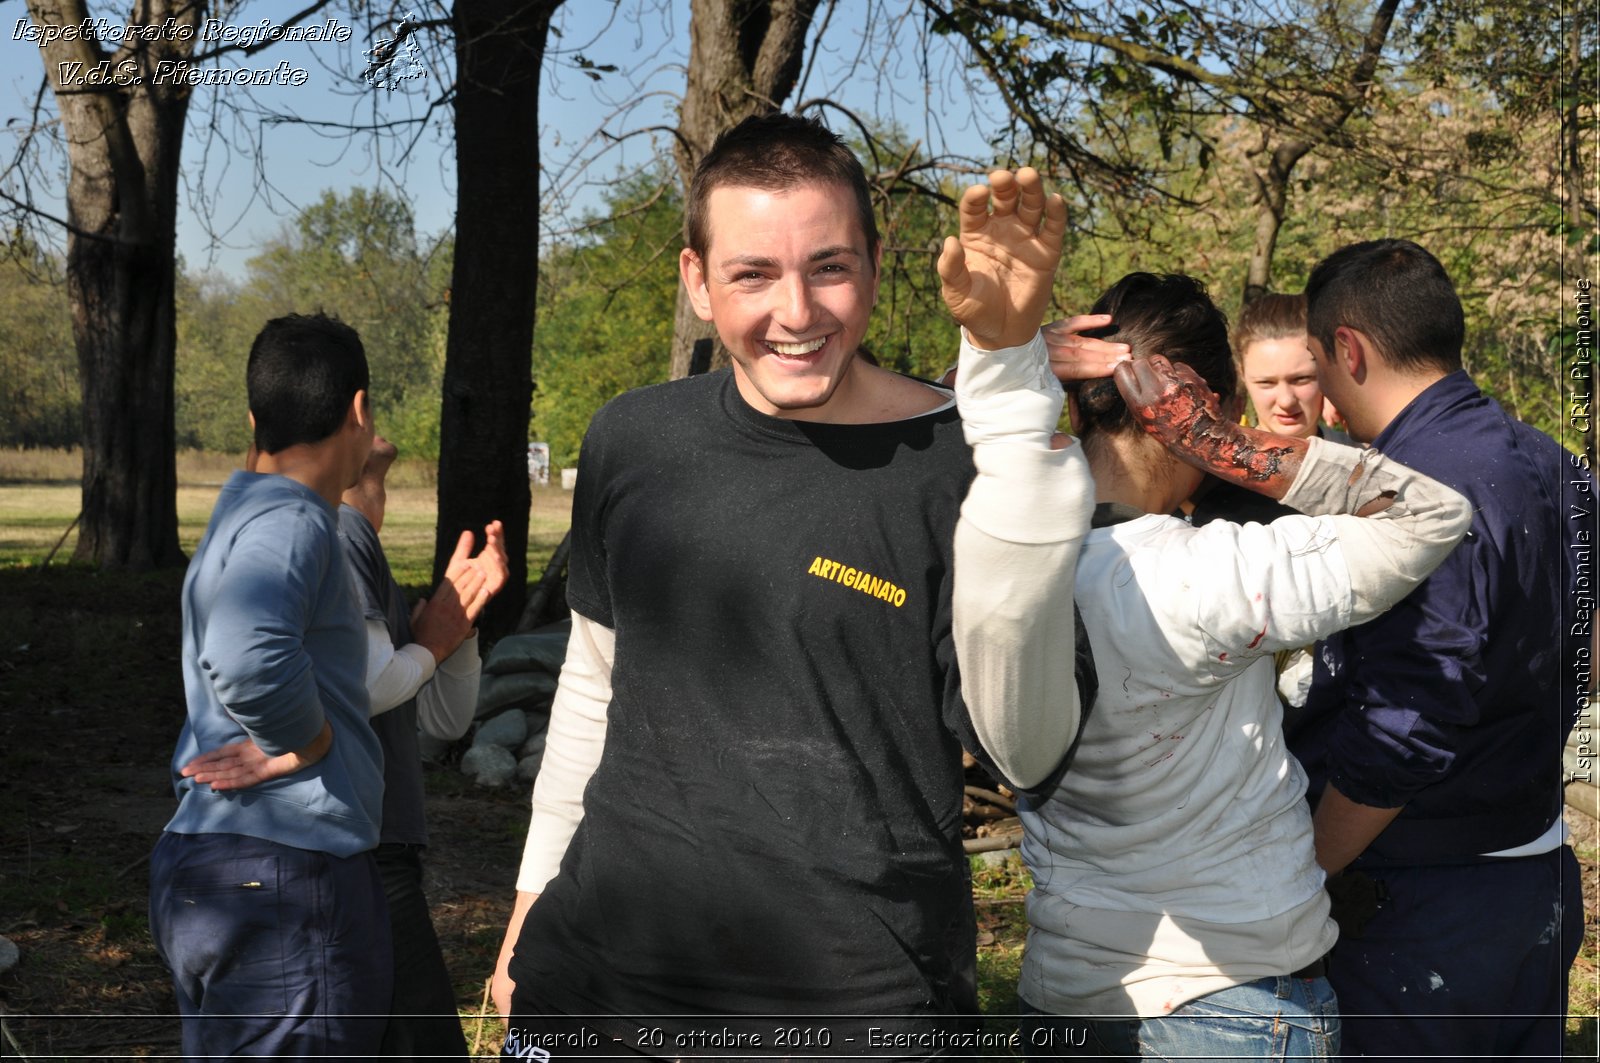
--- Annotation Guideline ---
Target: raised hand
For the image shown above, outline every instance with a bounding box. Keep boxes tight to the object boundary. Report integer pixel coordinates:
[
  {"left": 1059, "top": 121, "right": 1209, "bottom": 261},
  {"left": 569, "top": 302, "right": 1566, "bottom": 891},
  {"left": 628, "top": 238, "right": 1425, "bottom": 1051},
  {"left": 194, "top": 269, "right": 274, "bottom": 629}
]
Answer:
[
  {"left": 937, "top": 167, "right": 1067, "bottom": 350},
  {"left": 414, "top": 531, "right": 487, "bottom": 662},
  {"left": 1115, "top": 355, "right": 1305, "bottom": 492},
  {"left": 468, "top": 520, "right": 510, "bottom": 612},
  {"left": 1043, "top": 314, "right": 1132, "bottom": 382}
]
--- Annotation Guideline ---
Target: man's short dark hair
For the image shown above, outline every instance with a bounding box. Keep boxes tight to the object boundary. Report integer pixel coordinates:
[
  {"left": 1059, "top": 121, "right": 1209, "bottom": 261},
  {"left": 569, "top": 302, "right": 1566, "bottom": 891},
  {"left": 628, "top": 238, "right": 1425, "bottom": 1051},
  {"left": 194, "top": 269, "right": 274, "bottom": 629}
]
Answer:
[
  {"left": 247, "top": 313, "right": 369, "bottom": 454},
  {"left": 1072, "top": 272, "right": 1236, "bottom": 437},
  {"left": 1305, "top": 239, "right": 1464, "bottom": 376},
  {"left": 686, "top": 112, "right": 879, "bottom": 266}
]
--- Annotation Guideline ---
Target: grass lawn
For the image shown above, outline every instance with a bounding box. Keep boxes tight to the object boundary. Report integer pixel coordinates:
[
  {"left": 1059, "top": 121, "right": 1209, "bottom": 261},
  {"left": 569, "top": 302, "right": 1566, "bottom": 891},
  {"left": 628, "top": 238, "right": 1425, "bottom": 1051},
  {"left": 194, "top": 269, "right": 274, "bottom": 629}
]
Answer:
[
  {"left": 0, "top": 448, "right": 1594, "bottom": 1058},
  {"left": 0, "top": 448, "right": 575, "bottom": 583}
]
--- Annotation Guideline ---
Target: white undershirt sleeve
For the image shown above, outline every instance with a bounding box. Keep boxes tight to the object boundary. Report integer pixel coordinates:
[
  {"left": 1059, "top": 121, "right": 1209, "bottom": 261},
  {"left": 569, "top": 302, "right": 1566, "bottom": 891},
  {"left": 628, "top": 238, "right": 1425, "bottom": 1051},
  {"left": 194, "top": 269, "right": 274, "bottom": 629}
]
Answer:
[
  {"left": 365, "top": 616, "right": 481, "bottom": 741},
  {"left": 952, "top": 331, "right": 1095, "bottom": 790},
  {"left": 365, "top": 619, "right": 436, "bottom": 716},
  {"left": 516, "top": 611, "right": 614, "bottom": 894},
  {"left": 415, "top": 634, "right": 481, "bottom": 740}
]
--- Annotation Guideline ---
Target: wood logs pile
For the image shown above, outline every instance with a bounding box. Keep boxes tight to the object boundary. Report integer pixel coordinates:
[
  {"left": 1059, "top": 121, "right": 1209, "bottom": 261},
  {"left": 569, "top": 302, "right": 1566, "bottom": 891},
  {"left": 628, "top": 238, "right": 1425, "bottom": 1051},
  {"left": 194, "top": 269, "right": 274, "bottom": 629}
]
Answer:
[{"left": 962, "top": 750, "right": 1022, "bottom": 853}]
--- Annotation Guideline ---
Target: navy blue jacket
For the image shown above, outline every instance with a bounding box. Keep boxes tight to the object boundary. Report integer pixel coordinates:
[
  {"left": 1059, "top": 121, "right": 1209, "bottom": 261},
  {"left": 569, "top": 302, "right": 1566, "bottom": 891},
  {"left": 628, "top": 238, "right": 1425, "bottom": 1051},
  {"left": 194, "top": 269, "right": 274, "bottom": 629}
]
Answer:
[{"left": 1289, "top": 371, "right": 1595, "bottom": 865}]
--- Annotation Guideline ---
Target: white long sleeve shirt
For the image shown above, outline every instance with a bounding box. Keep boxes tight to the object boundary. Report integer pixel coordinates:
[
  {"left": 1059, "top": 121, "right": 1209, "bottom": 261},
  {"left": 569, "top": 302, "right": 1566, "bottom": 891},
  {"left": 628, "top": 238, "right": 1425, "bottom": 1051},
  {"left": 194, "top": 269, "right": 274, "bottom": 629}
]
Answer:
[{"left": 1020, "top": 436, "right": 1472, "bottom": 1017}]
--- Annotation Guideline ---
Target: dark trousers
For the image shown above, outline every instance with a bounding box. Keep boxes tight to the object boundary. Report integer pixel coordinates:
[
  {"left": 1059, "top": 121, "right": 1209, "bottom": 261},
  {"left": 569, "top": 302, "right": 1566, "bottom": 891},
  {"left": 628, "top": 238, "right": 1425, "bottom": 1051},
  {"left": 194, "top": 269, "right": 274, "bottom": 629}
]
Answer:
[
  {"left": 375, "top": 842, "right": 469, "bottom": 1059},
  {"left": 149, "top": 831, "right": 392, "bottom": 1060},
  {"left": 1330, "top": 846, "right": 1583, "bottom": 1061}
]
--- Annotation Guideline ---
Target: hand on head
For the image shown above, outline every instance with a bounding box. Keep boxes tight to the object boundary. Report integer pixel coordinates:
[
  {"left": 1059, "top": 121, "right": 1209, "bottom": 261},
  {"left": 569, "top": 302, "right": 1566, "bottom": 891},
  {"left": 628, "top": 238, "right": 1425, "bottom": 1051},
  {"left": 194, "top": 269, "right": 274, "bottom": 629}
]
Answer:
[
  {"left": 1113, "top": 355, "right": 1224, "bottom": 450},
  {"left": 1116, "top": 355, "right": 1306, "bottom": 494},
  {"left": 1043, "top": 315, "right": 1132, "bottom": 382}
]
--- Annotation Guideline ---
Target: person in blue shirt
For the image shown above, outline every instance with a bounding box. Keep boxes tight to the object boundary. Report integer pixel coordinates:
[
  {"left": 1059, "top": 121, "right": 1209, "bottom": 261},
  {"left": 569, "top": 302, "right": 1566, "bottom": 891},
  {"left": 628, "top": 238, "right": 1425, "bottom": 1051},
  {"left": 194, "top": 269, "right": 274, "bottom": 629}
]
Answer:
[
  {"left": 1288, "top": 239, "right": 1591, "bottom": 1061},
  {"left": 148, "top": 313, "right": 390, "bottom": 1060}
]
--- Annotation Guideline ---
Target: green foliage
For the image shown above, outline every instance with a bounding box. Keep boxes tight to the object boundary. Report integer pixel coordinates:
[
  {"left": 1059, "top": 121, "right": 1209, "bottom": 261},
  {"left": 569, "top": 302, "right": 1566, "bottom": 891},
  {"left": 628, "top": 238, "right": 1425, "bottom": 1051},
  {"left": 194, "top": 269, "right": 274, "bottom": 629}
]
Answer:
[
  {"left": 227, "top": 188, "right": 450, "bottom": 458},
  {"left": 0, "top": 243, "right": 79, "bottom": 448},
  {"left": 857, "top": 127, "right": 966, "bottom": 380},
  {"left": 170, "top": 189, "right": 451, "bottom": 457},
  {"left": 532, "top": 171, "right": 679, "bottom": 467},
  {"left": 174, "top": 268, "right": 252, "bottom": 454}
]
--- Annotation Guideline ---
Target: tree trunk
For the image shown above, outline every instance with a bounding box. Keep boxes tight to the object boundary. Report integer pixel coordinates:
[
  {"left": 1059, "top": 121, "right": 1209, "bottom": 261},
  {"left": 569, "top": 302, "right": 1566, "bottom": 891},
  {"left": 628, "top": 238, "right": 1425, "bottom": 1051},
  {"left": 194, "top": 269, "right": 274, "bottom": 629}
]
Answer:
[
  {"left": 1242, "top": 142, "right": 1311, "bottom": 306},
  {"left": 1238, "top": 0, "right": 1399, "bottom": 306},
  {"left": 436, "top": 0, "right": 563, "bottom": 638},
  {"left": 670, "top": 285, "right": 721, "bottom": 381},
  {"left": 668, "top": 0, "right": 822, "bottom": 379},
  {"left": 26, "top": 0, "right": 201, "bottom": 569}
]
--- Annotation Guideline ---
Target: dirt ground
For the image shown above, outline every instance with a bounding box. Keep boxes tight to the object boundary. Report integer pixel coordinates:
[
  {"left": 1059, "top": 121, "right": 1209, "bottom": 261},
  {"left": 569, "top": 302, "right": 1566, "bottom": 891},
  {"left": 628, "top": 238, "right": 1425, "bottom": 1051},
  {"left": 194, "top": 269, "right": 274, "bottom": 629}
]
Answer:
[{"left": 0, "top": 567, "right": 530, "bottom": 1059}]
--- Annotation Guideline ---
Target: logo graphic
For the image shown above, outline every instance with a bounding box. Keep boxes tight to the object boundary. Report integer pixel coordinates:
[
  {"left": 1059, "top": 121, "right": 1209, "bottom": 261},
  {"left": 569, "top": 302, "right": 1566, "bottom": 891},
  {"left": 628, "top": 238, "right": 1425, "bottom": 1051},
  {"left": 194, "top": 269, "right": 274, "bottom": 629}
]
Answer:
[{"left": 362, "top": 10, "right": 426, "bottom": 91}]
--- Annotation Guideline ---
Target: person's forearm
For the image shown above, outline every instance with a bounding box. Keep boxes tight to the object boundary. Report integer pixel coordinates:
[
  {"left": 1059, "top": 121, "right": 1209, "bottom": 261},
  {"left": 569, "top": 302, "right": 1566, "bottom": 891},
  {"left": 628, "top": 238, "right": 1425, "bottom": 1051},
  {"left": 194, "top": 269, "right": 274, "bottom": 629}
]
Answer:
[
  {"left": 416, "top": 634, "right": 481, "bottom": 740},
  {"left": 954, "top": 524, "right": 1082, "bottom": 788},
  {"left": 291, "top": 719, "right": 333, "bottom": 766},
  {"left": 1313, "top": 782, "right": 1405, "bottom": 875},
  {"left": 1283, "top": 437, "right": 1473, "bottom": 623},
  {"left": 1176, "top": 419, "right": 1306, "bottom": 496},
  {"left": 365, "top": 619, "right": 437, "bottom": 716},
  {"left": 517, "top": 614, "right": 613, "bottom": 893},
  {"left": 1116, "top": 356, "right": 1307, "bottom": 498},
  {"left": 492, "top": 889, "right": 539, "bottom": 1017}
]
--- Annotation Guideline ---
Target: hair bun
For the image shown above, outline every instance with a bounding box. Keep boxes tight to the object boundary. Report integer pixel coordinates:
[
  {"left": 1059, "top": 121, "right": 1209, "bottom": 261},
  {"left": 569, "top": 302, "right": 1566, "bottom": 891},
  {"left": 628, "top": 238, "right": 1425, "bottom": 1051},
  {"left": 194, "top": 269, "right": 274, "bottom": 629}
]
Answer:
[{"left": 1076, "top": 378, "right": 1128, "bottom": 427}]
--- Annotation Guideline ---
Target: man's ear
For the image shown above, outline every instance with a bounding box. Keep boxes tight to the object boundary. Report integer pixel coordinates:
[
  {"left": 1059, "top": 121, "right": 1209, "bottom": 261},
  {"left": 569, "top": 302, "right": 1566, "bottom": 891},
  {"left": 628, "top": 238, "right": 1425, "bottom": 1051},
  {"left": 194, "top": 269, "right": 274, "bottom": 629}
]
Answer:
[
  {"left": 349, "top": 389, "right": 373, "bottom": 432},
  {"left": 245, "top": 411, "right": 259, "bottom": 468},
  {"left": 680, "top": 248, "right": 715, "bottom": 322},
  {"left": 1334, "top": 326, "right": 1368, "bottom": 384}
]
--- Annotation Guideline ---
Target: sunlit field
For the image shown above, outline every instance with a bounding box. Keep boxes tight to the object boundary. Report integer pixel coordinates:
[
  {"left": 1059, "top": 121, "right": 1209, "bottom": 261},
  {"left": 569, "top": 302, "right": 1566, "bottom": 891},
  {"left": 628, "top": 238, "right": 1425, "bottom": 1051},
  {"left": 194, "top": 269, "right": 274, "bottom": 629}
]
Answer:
[{"left": 0, "top": 448, "right": 573, "bottom": 581}]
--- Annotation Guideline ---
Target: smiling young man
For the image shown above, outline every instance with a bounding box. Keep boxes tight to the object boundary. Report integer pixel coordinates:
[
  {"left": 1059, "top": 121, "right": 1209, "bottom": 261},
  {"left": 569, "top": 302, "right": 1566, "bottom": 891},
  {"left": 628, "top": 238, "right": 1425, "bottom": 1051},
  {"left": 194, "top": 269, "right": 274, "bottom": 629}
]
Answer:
[{"left": 490, "top": 113, "right": 1097, "bottom": 1056}]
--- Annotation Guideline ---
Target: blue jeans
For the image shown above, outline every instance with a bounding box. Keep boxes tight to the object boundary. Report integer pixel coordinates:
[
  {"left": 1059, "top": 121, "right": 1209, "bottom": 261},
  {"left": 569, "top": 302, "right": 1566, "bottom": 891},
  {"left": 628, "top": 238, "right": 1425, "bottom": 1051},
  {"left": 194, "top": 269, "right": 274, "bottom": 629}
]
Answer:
[
  {"left": 1022, "top": 975, "right": 1340, "bottom": 1061},
  {"left": 149, "top": 831, "right": 392, "bottom": 1060}
]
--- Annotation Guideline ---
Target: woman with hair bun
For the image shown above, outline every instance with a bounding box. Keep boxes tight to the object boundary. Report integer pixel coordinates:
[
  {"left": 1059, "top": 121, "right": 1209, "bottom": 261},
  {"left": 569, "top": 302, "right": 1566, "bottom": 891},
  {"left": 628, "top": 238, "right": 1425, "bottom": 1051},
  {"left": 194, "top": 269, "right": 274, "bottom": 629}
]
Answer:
[{"left": 1019, "top": 273, "right": 1473, "bottom": 1061}]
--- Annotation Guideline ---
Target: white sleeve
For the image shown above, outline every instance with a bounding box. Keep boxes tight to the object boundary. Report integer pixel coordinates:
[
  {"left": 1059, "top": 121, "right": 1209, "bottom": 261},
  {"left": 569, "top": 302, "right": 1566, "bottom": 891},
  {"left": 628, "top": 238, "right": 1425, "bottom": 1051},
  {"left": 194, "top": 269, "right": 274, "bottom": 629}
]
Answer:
[
  {"left": 415, "top": 633, "right": 481, "bottom": 740},
  {"left": 365, "top": 618, "right": 437, "bottom": 717},
  {"left": 515, "top": 611, "right": 614, "bottom": 894},
  {"left": 1154, "top": 436, "right": 1471, "bottom": 663},
  {"left": 1280, "top": 435, "right": 1473, "bottom": 624},
  {"left": 952, "top": 331, "right": 1094, "bottom": 790}
]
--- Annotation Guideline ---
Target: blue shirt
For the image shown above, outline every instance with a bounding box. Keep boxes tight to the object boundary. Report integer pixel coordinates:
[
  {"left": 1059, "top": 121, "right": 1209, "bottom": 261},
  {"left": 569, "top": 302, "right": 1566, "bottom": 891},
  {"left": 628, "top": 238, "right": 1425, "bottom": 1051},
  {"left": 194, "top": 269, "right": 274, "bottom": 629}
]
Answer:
[
  {"left": 165, "top": 472, "right": 384, "bottom": 857},
  {"left": 1289, "top": 371, "right": 1594, "bottom": 864}
]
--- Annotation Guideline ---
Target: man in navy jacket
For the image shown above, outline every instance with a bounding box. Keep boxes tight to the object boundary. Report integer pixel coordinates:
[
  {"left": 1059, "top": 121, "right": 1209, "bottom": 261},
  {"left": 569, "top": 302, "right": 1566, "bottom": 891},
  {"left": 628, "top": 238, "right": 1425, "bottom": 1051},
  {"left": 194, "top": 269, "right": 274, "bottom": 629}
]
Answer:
[{"left": 1289, "top": 239, "right": 1591, "bottom": 1060}]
